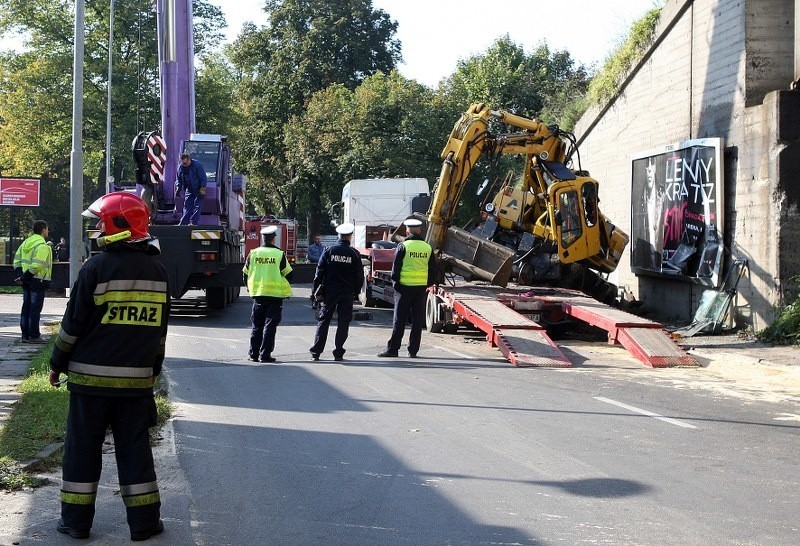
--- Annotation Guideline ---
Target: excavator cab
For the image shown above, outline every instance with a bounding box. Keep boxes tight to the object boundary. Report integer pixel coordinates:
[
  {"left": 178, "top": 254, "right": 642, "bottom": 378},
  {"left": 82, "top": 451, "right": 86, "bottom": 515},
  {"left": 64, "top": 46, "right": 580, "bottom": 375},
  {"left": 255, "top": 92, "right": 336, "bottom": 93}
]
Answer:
[{"left": 550, "top": 178, "right": 601, "bottom": 264}]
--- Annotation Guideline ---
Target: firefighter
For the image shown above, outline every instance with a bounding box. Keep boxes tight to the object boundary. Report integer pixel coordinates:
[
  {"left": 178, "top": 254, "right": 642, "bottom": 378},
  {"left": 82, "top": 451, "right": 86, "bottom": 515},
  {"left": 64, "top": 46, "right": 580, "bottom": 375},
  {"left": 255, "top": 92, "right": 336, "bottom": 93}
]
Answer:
[
  {"left": 13, "top": 219, "right": 53, "bottom": 343},
  {"left": 309, "top": 222, "right": 364, "bottom": 361},
  {"left": 49, "top": 192, "right": 169, "bottom": 541},
  {"left": 378, "top": 218, "right": 436, "bottom": 358},
  {"left": 243, "top": 225, "right": 293, "bottom": 362}
]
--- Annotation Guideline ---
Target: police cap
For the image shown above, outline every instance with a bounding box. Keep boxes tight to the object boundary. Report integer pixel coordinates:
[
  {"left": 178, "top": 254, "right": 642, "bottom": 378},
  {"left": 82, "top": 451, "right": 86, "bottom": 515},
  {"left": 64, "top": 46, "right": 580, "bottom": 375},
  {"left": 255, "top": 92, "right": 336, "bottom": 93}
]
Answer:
[
  {"left": 403, "top": 218, "right": 423, "bottom": 227},
  {"left": 261, "top": 225, "right": 278, "bottom": 236},
  {"left": 336, "top": 222, "right": 355, "bottom": 235}
]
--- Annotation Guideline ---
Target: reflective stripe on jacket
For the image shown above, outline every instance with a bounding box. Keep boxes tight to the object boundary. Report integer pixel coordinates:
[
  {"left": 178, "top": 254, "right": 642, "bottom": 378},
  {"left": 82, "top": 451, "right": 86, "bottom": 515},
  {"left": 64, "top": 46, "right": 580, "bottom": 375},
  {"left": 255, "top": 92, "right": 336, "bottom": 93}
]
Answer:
[
  {"left": 399, "top": 239, "right": 432, "bottom": 286},
  {"left": 244, "top": 246, "right": 293, "bottom": 298},
  {"left": 13, "top": 234, "right": 53, "bottom": 281}
]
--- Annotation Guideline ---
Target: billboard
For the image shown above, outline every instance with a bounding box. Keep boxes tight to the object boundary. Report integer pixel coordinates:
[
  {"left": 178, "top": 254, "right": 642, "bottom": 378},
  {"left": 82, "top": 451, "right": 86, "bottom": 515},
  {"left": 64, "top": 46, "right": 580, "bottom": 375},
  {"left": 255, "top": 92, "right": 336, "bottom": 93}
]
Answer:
[
  {"left": 630, "top": 138, "right": 724, "bottom": 287},
  {"left": 0, "top": 178, "right": 41, "bottom": 207}
]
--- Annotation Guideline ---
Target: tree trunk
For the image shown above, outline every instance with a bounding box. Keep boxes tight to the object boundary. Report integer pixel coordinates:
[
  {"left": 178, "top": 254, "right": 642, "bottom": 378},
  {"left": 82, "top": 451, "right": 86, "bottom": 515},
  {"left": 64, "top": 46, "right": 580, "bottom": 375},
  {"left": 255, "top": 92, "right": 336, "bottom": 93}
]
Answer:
[{"left": 306, "top": 177, "right": 324, "bottom": 241}]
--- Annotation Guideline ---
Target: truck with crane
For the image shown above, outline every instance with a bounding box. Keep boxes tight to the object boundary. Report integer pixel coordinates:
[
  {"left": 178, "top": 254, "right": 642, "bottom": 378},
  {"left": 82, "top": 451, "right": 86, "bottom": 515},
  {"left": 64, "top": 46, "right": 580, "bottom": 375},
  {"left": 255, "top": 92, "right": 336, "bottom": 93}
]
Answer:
[{"left": 118, "top": 0, "right": 245, "bottom": 309}]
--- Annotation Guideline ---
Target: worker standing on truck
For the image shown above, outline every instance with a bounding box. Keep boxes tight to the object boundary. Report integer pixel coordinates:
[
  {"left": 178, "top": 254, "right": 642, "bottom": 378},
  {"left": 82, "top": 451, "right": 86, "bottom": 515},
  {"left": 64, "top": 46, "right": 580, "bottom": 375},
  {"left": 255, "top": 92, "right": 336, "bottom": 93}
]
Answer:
[
  {"left": 243, "top": 225, "right": 293, "bottom": 363},
  {"left": 309, "top": 223, "right": 364, "bottom": 361},
  {"left": 13, "top": 219, "right": 53, "bottom": 343},
  {"left": 49, "top": 193, "right": 168, "bottom": 541},
  {"left": 378, "top": 218, "right": 436, "bottom": 358},
  {"left": 175, "top": 153, "right": 207, "bottom": 225}
]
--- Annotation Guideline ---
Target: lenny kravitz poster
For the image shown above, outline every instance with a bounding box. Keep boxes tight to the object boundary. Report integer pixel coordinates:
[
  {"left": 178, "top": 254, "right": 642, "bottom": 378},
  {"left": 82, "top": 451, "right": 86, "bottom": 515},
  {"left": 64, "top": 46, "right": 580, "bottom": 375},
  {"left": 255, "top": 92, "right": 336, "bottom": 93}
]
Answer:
[{"left": 630, "top": 138, "right": 724, "bottom": 287}]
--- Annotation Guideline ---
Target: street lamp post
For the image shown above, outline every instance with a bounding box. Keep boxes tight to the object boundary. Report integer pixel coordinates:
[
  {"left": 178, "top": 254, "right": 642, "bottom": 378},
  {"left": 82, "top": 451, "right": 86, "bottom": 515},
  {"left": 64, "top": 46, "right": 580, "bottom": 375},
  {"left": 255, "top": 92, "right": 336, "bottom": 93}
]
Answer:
[
  {"left": 70, "top": 0, "right": 85, "bottom": 286},
  {"left": 105, "top": 0, "right": 114, "bottom": 194}
]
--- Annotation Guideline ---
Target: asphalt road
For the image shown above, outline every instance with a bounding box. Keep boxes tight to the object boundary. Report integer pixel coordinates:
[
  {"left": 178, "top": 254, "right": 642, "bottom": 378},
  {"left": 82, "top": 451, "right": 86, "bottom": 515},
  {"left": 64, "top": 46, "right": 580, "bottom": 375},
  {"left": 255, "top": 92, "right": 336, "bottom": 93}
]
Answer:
[{"left": 147, "top": 287, "right": 799, "bottom": 545}]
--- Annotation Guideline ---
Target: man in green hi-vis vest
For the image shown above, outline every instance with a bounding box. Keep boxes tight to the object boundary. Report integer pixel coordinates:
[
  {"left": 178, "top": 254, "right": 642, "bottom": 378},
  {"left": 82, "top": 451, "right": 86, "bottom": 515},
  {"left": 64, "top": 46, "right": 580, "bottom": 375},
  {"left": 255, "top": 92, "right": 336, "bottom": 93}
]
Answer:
[
  {"left": 243, "top": 225, "right": 294, "bottom": 363},
  {"left": 378, "top": 218, "right": 437, "bottom": 358}
]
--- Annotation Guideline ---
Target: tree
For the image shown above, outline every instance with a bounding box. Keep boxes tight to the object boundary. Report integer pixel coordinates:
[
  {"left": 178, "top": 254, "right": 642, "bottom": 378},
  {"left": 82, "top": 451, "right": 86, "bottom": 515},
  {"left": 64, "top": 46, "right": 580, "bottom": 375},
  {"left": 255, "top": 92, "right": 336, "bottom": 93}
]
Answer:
[
  {"left": 343, "top": 71, "right": 442, "bottom": 181},
  {"left": 440, "top": 36, "right": 589, "bottom": 127},
  {"left": 228, "top": 0, "right": 401, "bottom": 229},
  {"left": 283, "top": 70, "right": 446, "bottom": 237}
]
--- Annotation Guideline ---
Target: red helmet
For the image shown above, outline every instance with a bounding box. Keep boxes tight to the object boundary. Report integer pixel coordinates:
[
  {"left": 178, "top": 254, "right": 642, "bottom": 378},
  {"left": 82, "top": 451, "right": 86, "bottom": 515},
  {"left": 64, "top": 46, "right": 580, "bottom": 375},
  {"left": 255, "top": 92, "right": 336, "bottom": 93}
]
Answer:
[{"left": 83, "top": 192, "right": 151, "bottom": 241}]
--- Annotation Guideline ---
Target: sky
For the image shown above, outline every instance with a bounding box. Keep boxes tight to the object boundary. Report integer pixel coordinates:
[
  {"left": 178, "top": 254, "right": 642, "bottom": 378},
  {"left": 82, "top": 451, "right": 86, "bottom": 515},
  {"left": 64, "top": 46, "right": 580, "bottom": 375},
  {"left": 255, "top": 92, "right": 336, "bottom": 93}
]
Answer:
[
  {"left": 0, "top": 1, "right": 661, "bottom": 87},
  {"left": 208, "top": 0, "right": 662, "bottom": 87}
]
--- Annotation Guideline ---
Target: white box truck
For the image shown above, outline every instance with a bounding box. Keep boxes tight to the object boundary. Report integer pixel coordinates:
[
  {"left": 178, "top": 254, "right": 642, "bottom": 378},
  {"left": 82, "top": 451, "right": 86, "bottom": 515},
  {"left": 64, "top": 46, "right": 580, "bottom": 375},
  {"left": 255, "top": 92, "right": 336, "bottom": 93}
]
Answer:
[{"left": 333, "top": 178, "right": 430, "bottom": 248}]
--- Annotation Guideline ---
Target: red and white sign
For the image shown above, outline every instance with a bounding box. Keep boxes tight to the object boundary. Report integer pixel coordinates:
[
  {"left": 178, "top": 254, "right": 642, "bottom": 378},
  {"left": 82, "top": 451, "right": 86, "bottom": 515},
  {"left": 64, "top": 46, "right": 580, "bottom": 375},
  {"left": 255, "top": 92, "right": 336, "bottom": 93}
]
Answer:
[{"left": 0, "top": 178, "right": 40, "bottom": 207}]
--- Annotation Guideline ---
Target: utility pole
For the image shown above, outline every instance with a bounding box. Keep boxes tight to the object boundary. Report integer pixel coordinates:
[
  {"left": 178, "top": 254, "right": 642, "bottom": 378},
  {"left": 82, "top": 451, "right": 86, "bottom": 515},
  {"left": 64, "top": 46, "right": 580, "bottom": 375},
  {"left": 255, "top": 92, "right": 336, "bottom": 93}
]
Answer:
[
  {"left": 105, "top": 0, "right": 114, "bottom": 194},
  {"left": 70, "top": 0, "right": 85, "bottom": 286}
]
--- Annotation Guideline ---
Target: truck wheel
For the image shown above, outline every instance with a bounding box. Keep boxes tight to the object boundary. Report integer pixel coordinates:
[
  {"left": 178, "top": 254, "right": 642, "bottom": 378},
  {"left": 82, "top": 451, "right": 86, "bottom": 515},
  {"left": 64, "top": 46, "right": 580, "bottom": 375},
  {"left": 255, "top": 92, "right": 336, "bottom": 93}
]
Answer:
[
  {"left": 207, "top": 287, "right": 226, "bottom": 310},
  {"left": 425, "top": 292, "right": 444, "bottom": 333},
  {"left": 359, "top": 278, "right": 376, "bottom": 307}
]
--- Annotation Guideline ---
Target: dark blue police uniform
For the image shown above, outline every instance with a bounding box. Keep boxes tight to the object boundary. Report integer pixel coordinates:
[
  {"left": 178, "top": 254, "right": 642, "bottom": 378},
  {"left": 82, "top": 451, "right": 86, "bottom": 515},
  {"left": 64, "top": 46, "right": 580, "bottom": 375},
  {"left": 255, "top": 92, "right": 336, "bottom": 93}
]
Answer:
[{"left": 309, "top": 231, "right": 364, "bottom": 360}]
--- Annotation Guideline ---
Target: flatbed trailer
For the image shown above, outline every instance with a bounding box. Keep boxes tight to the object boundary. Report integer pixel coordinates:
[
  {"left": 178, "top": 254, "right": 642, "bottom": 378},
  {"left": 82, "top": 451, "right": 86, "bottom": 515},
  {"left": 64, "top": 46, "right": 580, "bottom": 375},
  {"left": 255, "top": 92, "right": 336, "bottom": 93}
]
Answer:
[{"left": 423, "top": 281, "right": 698, "bottom": 368}]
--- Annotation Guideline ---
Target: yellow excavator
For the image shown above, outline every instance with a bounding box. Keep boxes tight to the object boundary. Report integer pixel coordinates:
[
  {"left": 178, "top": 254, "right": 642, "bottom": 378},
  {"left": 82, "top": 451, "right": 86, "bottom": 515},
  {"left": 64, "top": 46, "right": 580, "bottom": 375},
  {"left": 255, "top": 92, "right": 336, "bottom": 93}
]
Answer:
[{"left": 425, "top": 103, "right": 629, "bottom": 303}]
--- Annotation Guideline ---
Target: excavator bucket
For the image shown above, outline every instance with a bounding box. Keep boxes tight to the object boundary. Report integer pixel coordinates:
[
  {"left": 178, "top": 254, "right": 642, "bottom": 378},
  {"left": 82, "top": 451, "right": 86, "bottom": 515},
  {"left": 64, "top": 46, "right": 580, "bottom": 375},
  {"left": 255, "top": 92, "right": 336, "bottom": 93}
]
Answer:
[{"left": 439, "top": 227, "right": 516, "bottom": 286}]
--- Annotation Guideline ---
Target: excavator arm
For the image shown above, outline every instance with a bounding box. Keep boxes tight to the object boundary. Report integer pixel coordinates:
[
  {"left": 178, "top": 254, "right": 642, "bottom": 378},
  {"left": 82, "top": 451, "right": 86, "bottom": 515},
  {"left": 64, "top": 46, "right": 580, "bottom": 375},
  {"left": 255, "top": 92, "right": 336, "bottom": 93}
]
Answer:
[
  {"left": 427, "top": 103, "right": 568, "bottom": 250},
  {"left": 425, "top": 103, "right": 628, "bottom": 290}
]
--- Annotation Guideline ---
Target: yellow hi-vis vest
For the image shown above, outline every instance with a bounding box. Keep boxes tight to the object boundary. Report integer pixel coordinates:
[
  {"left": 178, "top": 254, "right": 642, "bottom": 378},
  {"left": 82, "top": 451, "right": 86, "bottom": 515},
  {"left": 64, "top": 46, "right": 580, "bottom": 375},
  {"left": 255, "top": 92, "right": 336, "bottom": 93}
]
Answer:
[
  {"left": 244, "top": 246, "right": 293, "bottom": 298},
  {"left": 399, "top": 239, "right": 432, "bottom": 286},
  {"left": 13, "top": 234, "right": 53, "bottom": 282}
]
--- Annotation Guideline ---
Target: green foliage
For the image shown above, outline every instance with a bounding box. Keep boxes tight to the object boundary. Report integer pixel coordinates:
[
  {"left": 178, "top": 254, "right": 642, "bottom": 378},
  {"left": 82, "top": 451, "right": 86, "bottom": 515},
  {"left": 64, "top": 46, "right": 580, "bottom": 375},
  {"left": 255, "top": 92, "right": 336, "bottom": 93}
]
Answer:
[
  {"left": 0, "top": 0, "right": 226, "bottom": 241},
  {"left": 283, "top": 71, "right": 444, "bottom": 236},
  {"left": 587, "top": 7, "right": 662, "bottom": 105},
  {"left": 0, "top": 457, "right": 40, "bottom": 491},
  {"left": 757, "top": 278, "right": 800, "bottom": 345},
  {"left": 195, "top": 53, "right": 239, "bottom": 136},
  {"left": 228, "top": 0, "right": 401, "bottom": 223},
  {"left": 0, "top": 286, "right": 23, "bottom": 294},
  {"left": 439, "top": 36, "right": 590, "bottom": 128}
]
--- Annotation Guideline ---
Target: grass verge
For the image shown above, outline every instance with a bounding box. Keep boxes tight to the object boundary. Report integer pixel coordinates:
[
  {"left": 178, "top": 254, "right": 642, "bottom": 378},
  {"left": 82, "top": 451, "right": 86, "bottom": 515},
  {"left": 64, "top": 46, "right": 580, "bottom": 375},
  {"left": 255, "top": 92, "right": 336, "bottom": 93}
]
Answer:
[
  {"left": 0, "top": 334, "right": 173, "bottom": 491},
  {"left": 757, "top": 298, "right": 800, "bottom": 345},
  {"left": 0, "top": 337, "right": 69, "bottom": 465},
  {"left": 0, "top": 286, "right": 23, "bottom": 295}
]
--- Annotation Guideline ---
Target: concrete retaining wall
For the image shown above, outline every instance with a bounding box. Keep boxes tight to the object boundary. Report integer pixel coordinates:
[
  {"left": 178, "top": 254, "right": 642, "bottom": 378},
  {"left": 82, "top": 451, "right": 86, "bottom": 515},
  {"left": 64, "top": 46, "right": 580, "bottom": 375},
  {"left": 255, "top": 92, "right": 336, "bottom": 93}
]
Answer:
[{"left": 574, "top": 0, "right": 800, "bottom": 329}]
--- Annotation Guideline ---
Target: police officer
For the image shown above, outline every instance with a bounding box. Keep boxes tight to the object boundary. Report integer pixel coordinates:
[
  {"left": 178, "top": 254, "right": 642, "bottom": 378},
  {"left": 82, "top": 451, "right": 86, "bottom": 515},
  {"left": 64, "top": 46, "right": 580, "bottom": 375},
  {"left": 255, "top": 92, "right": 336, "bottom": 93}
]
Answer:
[
  {"left": 13, "top": 219, "right": 53, "bottom": 343},
  {"left": 309, "top": 222, "right": 364, "bottom": 361},
  {"left": 244, "top": 225, "right": 293, "bottom": 362},
  {"left": 49, "top": 193, "right": 168, "bottom": 541},
  {"left": 378, "top": 218, "right": 436, "bottom": 358}
]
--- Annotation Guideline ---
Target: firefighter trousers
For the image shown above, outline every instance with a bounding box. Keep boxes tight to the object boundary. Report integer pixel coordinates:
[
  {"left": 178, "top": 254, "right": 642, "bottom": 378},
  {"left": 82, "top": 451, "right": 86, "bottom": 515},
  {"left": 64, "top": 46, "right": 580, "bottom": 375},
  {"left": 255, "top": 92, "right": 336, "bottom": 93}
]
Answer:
[{"left": 60, "top": 392, "right": 160, "bottom": 533}]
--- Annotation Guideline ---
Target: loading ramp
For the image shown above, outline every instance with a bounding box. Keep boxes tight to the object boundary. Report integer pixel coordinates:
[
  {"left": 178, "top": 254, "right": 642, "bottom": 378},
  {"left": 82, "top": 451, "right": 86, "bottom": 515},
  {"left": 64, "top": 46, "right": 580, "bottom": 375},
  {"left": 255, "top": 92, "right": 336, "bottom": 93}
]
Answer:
[
  {"left": 433, "top": 284, "right": 697, "bottom": 368},
  {"left": 449, "top": 293, "right": 571, "bottom": 368}
]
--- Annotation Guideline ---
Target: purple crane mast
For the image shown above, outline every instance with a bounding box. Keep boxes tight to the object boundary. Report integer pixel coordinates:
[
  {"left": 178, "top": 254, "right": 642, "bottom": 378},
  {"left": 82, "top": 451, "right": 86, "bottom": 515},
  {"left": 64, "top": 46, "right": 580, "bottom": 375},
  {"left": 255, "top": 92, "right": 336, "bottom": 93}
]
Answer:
[{"left": 156, "top": 0, "right": 196, "bottom": 222}]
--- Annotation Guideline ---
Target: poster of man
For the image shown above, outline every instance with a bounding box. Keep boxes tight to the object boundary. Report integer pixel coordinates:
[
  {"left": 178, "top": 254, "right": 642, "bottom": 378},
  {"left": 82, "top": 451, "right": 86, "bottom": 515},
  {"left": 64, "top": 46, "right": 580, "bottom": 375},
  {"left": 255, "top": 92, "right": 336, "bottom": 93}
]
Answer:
[{"left": 630, "top": 138, "right": 724, "bottom": 287}]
